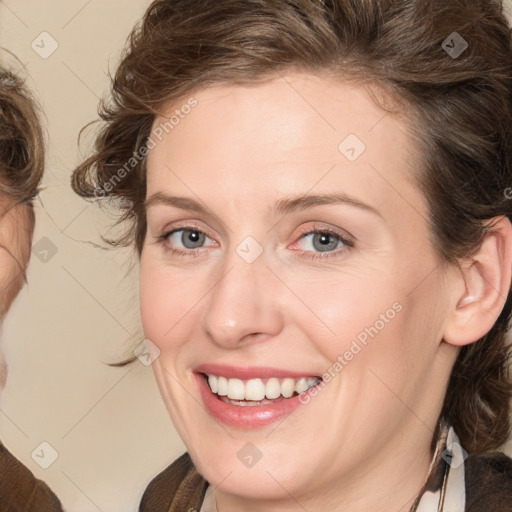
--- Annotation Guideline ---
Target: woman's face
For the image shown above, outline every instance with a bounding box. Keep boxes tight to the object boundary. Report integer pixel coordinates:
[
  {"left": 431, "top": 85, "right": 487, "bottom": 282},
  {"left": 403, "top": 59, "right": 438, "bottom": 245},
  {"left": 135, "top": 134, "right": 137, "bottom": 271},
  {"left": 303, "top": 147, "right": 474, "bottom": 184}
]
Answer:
[{"left": 140, "top": 73, "right": 459, "bottom": 505}]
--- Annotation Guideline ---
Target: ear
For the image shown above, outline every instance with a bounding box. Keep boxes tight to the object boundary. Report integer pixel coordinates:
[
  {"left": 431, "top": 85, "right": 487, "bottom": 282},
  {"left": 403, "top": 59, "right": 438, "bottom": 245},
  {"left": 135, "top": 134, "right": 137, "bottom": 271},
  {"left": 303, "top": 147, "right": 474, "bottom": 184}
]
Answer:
[{"left": 443, "top": 216, "right": 512, "bottom": 347}]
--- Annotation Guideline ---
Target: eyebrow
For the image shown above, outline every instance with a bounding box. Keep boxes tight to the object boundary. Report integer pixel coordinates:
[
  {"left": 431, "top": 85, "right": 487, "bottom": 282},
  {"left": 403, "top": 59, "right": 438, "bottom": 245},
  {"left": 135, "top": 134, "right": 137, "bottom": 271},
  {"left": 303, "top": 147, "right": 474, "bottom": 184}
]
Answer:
[
  {"left": 145, "top": 193, "right": 211, "bottom": 215},
  {"left": 144, "top": 192, "right": 382, "bottom": 219},
  {"left": 273, "top": 192, "right": 382, "bottom": 219}
]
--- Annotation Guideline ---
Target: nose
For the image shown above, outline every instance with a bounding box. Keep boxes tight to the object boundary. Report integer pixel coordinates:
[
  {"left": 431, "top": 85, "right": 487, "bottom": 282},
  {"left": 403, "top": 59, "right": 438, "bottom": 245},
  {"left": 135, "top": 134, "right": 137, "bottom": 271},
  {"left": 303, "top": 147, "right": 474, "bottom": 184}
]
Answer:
[{"left": 201, "top": 247, "right": 284, "bottom": 349}]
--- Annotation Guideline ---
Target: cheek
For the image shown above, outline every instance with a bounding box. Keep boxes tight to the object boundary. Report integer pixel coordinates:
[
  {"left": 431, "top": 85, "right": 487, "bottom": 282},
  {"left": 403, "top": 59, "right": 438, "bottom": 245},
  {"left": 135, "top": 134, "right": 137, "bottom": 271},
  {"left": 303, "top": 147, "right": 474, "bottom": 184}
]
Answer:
[
  {"left": 139, "top": 263, "right": 174, "bottom": 344},
  {"left": 292, "top": 260, "right": 440, "bottom": 397},
  {"left": 139, "top": 259, "right": 207, "bottom": 351},
  {"left": 288, "top": 268, "right": 404, "bottom": 361},
  {"left": 0, "top": 253, "right": 22, "bottom": 316}
]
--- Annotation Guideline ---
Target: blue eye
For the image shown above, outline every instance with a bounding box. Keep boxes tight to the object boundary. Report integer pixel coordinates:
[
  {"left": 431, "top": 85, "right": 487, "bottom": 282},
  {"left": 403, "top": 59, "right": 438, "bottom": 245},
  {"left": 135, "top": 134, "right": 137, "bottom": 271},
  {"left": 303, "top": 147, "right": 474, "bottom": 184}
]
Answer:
[
  {"left": 167, "top": 228, "right": 209, "bottom": 250},
  {"left": 292, "top": 226, "right": 354, "bottom": 261},
  {"left": 298, "top": 231, "right": 344, "bottom": 253}
]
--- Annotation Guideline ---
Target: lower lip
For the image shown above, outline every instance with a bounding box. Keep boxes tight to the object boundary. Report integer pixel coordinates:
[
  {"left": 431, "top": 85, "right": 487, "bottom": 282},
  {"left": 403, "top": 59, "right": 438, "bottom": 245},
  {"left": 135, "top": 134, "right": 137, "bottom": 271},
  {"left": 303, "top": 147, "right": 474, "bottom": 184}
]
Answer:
[{"left": 196, "top": 374, "right": 310, "bottom": 429}]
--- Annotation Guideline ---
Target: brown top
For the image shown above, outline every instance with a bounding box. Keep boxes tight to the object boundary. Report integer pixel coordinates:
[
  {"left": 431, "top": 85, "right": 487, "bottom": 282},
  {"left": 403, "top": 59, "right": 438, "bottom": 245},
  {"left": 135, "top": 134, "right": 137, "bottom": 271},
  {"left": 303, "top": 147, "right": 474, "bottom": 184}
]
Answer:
[
  {"left": 139, "top": 425, "right": 512, "bottom": 512},
  {"left": 0, "top": 442, "right": 64, "bottom": 512},
  {"left": 139, "top": 452, "right": 209, "bottom": 512}
]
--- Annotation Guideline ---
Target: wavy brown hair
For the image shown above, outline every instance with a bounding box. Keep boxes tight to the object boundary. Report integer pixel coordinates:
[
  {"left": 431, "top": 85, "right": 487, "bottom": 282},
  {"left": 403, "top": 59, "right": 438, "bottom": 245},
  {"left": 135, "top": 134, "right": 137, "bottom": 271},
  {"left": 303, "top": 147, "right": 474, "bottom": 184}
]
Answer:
[
  {"left": 0, "top": 64, "right": 44, "bottom": 207},
  {"left": 72, "top": 0, "right": 512, "bottom": 453}
]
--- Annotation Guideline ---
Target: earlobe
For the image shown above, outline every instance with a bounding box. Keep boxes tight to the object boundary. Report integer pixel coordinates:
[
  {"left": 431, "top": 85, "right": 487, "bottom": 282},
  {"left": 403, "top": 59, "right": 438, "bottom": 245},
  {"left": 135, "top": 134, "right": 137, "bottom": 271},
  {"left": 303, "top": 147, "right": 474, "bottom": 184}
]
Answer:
[{"left": 443, "top": 216, "right": 512, "bottom": 347}]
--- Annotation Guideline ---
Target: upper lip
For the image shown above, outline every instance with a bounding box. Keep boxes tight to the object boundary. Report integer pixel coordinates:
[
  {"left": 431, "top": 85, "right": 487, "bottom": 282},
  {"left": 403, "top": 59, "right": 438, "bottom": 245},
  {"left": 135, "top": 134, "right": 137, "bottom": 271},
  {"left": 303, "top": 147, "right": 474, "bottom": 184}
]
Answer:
[{"left": 194, "top": 363, "right": 321, "bottom": 380}]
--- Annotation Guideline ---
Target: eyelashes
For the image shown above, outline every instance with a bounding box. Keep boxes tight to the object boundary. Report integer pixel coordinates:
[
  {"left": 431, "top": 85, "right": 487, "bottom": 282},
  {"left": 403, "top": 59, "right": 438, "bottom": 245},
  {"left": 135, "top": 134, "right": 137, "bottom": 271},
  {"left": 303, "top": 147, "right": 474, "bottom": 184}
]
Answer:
[
  {"left": 157, "top": 223, "right": 355, "bottom": 261},
  {"left": 159, "top": 226, "right": 215, "bottom": 258}
]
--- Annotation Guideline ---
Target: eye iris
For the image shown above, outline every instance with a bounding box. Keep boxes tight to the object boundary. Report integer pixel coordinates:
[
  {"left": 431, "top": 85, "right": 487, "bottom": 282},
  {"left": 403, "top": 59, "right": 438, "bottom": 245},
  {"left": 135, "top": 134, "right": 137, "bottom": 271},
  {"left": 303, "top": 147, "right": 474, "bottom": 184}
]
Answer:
[
  {"left": 182, "top": 230, "right": 205, "bottom": 249},
  {"left": 312, "top": 232, "right": 338, "bottom": 252}
]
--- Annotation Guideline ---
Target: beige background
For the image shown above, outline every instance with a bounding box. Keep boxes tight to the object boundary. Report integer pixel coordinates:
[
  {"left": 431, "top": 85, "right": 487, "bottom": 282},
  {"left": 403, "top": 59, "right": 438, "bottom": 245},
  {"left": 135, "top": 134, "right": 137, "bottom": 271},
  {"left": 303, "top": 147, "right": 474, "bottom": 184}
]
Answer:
[{"left": 0, "top": 1, "right": 512, "bottom": 512}]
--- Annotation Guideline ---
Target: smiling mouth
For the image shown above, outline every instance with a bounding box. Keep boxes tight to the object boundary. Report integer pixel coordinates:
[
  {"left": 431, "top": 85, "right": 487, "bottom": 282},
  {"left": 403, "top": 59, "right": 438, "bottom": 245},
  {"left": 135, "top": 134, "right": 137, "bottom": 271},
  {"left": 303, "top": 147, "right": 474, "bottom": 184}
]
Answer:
[{"left": 202, "top": 373, "right": 322, "bottom": 407}]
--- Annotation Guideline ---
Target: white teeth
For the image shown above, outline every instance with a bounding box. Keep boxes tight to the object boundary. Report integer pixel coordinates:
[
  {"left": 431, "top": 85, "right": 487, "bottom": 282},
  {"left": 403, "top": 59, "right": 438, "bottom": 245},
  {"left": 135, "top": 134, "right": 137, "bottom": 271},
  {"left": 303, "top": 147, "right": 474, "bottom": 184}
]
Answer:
[
  {"left": 265, "top": 378, "right": 281, "bottom": 399},
  {"left": 245, "top": 378, "right": 266, "bottom": 401},
  {"left": 295, "top": 377, "right": 309, "bottom": 394},
  {"left": 217, "top": 376, "right": 228, "bottom": 396},
  {"left": 208, "top": 375, "right": 218, "bottom": 394},
  {"left": 206, "top": 374, "right": 320, "bottom": 401},
  {"left": 281, "top": 378, "right": 295, "bottom": 398},
  {"left": 227, "top": 378, "right": 245, "bottom": 400},
  {"left": 305, "top": 377, "right": 318, "bottom": 388}
]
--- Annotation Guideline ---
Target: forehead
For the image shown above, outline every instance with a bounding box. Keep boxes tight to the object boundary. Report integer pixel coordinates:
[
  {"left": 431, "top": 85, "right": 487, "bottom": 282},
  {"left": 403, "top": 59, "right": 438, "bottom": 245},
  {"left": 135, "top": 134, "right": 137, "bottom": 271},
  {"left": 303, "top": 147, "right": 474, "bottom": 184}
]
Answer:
[{"left": 145, "top": 72, "right": 426, "bottom": 221}]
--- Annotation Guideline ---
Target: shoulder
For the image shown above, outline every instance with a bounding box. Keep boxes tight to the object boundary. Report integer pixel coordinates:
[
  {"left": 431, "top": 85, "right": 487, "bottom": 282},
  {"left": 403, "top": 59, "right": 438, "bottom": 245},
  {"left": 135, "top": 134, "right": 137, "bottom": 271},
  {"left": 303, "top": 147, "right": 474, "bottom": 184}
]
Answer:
[
  {"left": 465, "top": 451, "right": 512, "bottom": 511},
  {"left": 0, "top": 443, "right": 64, "bottom": 512},
  {"left": 139, "top": 452, "right": 209, "bottom": 512}
]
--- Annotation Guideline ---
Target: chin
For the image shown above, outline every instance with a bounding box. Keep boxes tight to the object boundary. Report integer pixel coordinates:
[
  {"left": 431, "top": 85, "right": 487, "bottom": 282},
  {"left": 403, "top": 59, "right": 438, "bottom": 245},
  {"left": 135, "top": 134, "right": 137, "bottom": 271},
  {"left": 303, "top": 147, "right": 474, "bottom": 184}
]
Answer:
[{"left": 195, "top": 449, "right": 309, "bottom": 501}]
